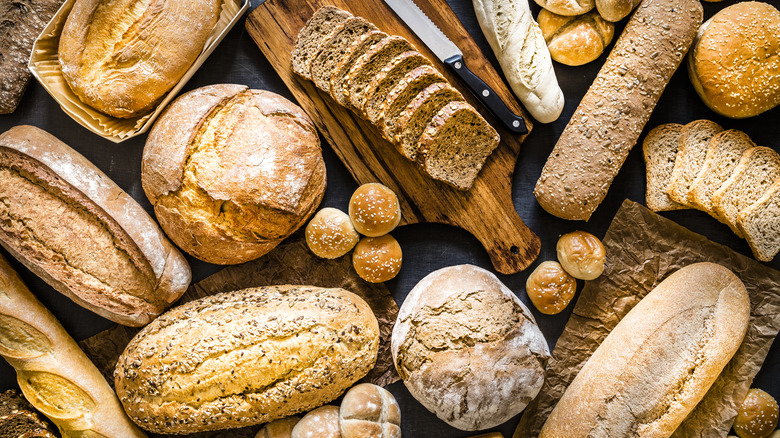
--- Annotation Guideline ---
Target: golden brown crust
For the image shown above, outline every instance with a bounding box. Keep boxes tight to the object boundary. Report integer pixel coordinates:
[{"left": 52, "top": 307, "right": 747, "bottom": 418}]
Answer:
[
  {"left": 305, "top": 208, "right": 359, "bottom": 259},
  {"left": 525, "top": 261, "right": 577, "bottom": 314},
  {"left": 352, "top": 235, "right": 402, "bottom": 283},
  {"left": 538, "top": 9, "right": 614, "bottom": 66},
  {"left": 348, "top": 183, "right": 401, "bottom": 237}
]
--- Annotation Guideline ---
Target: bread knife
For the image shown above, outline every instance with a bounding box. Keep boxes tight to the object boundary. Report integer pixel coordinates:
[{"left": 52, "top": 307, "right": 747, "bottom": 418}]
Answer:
[{"left": 384, "top": 0, "right": 528, "bottom": 134}]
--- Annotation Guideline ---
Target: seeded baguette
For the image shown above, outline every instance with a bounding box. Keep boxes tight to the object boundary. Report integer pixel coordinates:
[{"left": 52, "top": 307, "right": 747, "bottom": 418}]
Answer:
[{"left": 534, "top": 0, "right": 703, "bottom": 220}]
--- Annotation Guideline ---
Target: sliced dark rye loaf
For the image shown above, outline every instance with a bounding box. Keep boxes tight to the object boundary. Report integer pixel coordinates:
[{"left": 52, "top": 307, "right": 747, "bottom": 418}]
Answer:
[
  {"left": 363, "top": 51, "right": 432, "bottom": 123},
  {"left": 291, "top": 6, "right": 351, "bottom": 79},
  {"left": 738, "top": 180, "right": 780, "bottom": 262},
  {"left": 377, "top": 65, "right": 446, "bottom": 139},
  {"left": 309, "top": 17, "right": 377, "bottom": 92},
  {"left": 666, "top": 119, "right": 723, "bottom": 206},
  {"left": 392, "top": 82, "right": 465, "bottom": 161},
  {"left": 345, "top": 36, "right": 416, "bottom": 111},
  {"left": 641, "top": 123, "right": 685, "bottom": 212},
  {"left": 416, "top": 101, "right": 500, "bottom": 190},
  {"left": 330, "top": 31, "right": 388, "bottom": 109}
]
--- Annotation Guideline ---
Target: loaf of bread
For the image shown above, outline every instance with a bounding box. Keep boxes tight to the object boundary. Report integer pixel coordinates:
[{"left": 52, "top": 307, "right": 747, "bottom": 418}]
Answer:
[
  {"left": 0, "top": 253, "right": 145, "bottom": 437},
  {"left": 474, "top": 0, "right": 564, "bottom": 123},
  {"left": 538, "top": 9, "right": 614, "bottom": 67},
  {"left": 534, "top": 0, "right": 702, "bottom": 220},
  {"left": 142, "top": 84, "right": 325, "bottom": 265},
  {"left": 540, "top": 262, "right": 750, "bottom": 437},
  {"left": 0, "top": 125, "right": 190, "bottom": 327},
  {"left": 59, "top": 0, "right": 220, "bottom": 118},
  {"left": 115, "top": 285, "right": 379, "bottom": 434}
]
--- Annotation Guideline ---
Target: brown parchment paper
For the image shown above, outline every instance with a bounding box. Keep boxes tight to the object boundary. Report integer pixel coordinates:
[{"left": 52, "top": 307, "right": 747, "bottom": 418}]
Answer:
[
  {"left": 514, "top": 200, "right": 780, "bottom": 438},
  {"left": 79, "top": 234, "right": 399, "bottom": 438}
]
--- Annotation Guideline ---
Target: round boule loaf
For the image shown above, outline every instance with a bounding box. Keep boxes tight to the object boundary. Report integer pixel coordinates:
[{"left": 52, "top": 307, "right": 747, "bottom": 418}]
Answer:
[
  {"left": 114, "top": 285, "right": 379, "bottom": 434},
  {"left": 339, "top": 383, "right": 401, "bottom": 438},
  {"left": 142, "top": 84, "right": 326, "bottom": 265},
  {"left": 391, "top": 264, "right": 550, "bottom": 431}
]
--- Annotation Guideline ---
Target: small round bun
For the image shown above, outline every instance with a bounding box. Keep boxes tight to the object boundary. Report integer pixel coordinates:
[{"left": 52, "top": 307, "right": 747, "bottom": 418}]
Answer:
[
  {"left": 556, "top": 231, "right": 606, "bottom": 280},
  {"left": 733, "top": 388, "right": 778, "bottom": 438},
  {"left": 688, "top": 2, "right": 780, "bottom": 118},
  {"left": 534, "top": 0, "right": 594, "bottom": 16},
  {"left": 526, "top": 261, "right": 577, "bottom": 315},
  {"left": 255, "top": 416, "right": 300, "bottom": 438},
  {"left": 538, "top": 9, "right": 614, "bottom": 66},
  {"left": 349, "top": 183, "right": 401, "bottom": 237},
  {"left": 305, "top": 208, "right": 359, "bottom": 259},
  {"left": 352, "top": 235, "right": 402, "bottom": 283},
  {"left": 291, "top": 406, "right": 340, "bottom": 438},
  {"left": 339, "top": 383, "right": 401, "bottom": 438}
]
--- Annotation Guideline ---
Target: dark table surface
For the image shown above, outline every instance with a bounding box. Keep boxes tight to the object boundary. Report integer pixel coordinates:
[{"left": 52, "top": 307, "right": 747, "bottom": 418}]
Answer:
[{"left": 1, "top": 0, "right": 779, "bottom": 437}]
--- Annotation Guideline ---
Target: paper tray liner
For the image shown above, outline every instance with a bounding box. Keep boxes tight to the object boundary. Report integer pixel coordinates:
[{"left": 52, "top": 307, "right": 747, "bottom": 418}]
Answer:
[
  {"left": 28, "top": 0, "right": 248, "bottom": 143},
  {"left": 79, "top": 234, "right": 400, "bottom": 437},
  {"left": 514, "top": 200, "right": 780, "bottom": 438}
]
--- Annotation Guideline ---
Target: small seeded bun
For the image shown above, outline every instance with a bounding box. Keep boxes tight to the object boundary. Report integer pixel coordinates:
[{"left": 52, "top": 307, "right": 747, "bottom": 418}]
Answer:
[
  {"left": 538, "top": 9, "right": 614, "bottom": 66},
  {"left": 349, "top": 183, "right": 402, "bottom": 237},
  {"left": 352, "top": 235, "right": 402, "bottom": 283},
  {"left": 305, "top": 208, "right": 360, "bottom": 259},
  {"left": 733, "top": 388, "right": 779, "bottom": 438},
  {"left": 525, "top": 261, "right": 577, "bottom": 315},
  {"left": 688, "top": 2, "right": 780, "bottom": 118}
]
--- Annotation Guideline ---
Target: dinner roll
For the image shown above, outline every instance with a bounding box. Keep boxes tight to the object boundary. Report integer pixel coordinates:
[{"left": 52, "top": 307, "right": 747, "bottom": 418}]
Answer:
[
  {"left": 256, "top": 417, "right": 300, "bottom": 438},
  {"left": 392, "top": 265, "right": 549, "bottom": 430},
  {"left": 142, "top": 84, "right": 325, "bottom": 264},
  {"left": 688, "top": 2, "right": 780, "bottom": 118},
  {"left": 538, "top": 9, "right": 614, "bottom": 66},
  {"left": 352, "top": 235, "right": 402, "bottom": 283},
  {"left": 339, "top": 384, "right": 401, "bottom": 438},
  {"left": 349, "top": 183, "right": 402, "bottom": 237},
  {"left": 525, "top": 261, "right": 577, "bottom": 315},
  {"left": 595, "top": 0, "right": 640, "bottom": 22},
  {"left": 555, "top": 231, "right": 605, "bottom": 280},
  {"left": 292, "top": 406, "right": 341, "bottom": 438},
  {"left": 306, "top": 208, "right": 360, "bottom": 259},
  {"left": 734, "top": 389, "right": 778, "bottom": 438},
  {"left": 533, "top": 0, "right": 594, "bottom": 16}
]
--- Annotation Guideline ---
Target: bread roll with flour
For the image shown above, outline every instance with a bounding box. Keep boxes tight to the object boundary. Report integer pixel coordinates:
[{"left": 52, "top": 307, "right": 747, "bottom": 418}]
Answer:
[{"left": 473, "top": 0, "right": 564, "bottom": 123}]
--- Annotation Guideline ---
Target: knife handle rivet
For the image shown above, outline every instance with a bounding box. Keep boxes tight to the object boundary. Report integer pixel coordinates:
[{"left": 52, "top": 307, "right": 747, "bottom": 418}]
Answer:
[
  {"left": 482, "top": 89, "right": 489, "bottom": 97},
  {"left": 513, "top": 120, "right": 520, "bottom": 128},
  {"left": 454, "top": 61, "right": 462, "bottom": 69}
]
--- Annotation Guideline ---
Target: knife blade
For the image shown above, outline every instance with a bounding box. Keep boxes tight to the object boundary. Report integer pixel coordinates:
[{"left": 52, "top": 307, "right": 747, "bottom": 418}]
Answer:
[{"left": 383, "top": 0, "right": 528, "bottom": 134}]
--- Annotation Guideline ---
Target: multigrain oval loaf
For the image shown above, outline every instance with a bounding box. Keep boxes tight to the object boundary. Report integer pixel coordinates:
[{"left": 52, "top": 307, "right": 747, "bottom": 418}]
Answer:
[
  {"left": 533, "top": 0, "right": 703, "bottom": 220},
  {"left": 142, "top": 84, "right": 325, "bottom": 265},
  {"left": 378, "top": 65, "right": 446, "bottom": 140},
  {"left": 642, "top": 123, "right": 685, "bottom": 212},
  {"left": 0, "top": 126, "right": 190, "bottom": 327},
  {"left": 292, "top": 6, "right": 352, "bottom": 79},
  {"left": 363, "top": 51, "right": 432, "bottom": 124},
  {"left": 330, "top": 31, "right": 388, "bottom": 108},
  {"left": 346, "top": 36, "right": 416, "bottom": 111},
  {"left": 58, "top": 0, "right": 220, "bottom": 118},
  {"left": 115, "top": 285, "right": 380, "bottom": 434},
  {"left": 540, "top": 262, "right": 750, "bottom": 438},
  {"left": 666, "top": 120, "right": 723, "bottom": 207},
  {"left": 310, "top": 17, "right": 377, "bottom": 92}
]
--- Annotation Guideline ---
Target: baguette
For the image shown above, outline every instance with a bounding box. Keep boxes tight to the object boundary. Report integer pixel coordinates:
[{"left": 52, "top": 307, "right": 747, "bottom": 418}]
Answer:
[
  {"left": 0, "top": 253, "right": 145, "bottom": 437},
  {"left": 534, "top": 0, "right": 702, "bottom": 220},
  {"left": 540, "top": 262, "right": 750, "bottom": 437}
]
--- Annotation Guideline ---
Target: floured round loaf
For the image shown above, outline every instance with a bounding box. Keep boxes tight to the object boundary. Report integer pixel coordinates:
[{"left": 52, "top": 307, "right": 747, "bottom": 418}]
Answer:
[
  {"left": 142, "top": 84, "right": 326, "bottom": 264},
  {"left": 391, "top": 264, "right": 549, "bottom": 431},
  {"left": 115, "top": 285, "right": 380, "bottom": 434}
]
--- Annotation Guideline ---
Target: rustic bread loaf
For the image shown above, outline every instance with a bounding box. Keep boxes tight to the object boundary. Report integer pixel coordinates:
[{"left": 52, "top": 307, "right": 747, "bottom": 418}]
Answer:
[
  {"left": 310, "top": 17, "right": 377, "bottom": 92},
  {"left": 595, "top": 0, "right": 640, "bottom": 22},
  {"left": 667, "top": 120, "right": 723, "bottom": 206},
  {"left": 378, "top": 65, "right": 446, "bottom": 140},
  {"left": 0, "top": 125, "right": 190, "bottom": 326},
  {"left": 141, "top": 84, "right": 325, "bottom": 265},
  {"left": 534, "top": 0, "right": 702, "bottom": 220},
  {"left": 642, "top": 123, "right": 685, "bottom": 212},
  {"left": 363, "top": 51, "right": 432, "bottom": 123},
  {"left": 392, "top": 265, "right": 549, "bottom": 431},
  {"left": 346, "top": 36, "right": 416, "bottom": 111},
  {"left": 58, "top": 0, "right": 220, "bottom": 118},
  {"left": 339, "top": 384, "right": 401, "bottom": 438},
  {"left": 538, "top": 9, "right": 615, "bottom": 67},
  {"left": 292, "top": 6, "right": 352, "bottom": 80},
  {"left": 330, "top": 31, "right": 388, "bottom": 108},
  {"left": 738, "top": 180, "right": 780, "bottom": 261},
  {"left": 115, "top": 285, "right": 380, "bottom": 434},
  {"left": 0, "top": 254, "right": 145, "bottom": 437},
  {"left": 540, "top": 262, "right": 750, "bottom": 438}
]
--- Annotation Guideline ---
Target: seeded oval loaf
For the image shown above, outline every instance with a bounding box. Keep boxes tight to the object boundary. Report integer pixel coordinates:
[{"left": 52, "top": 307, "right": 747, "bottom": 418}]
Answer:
[
  {"left": 0, "top": 126, "right": 191, "bottom": 327},
  {"left": 346, "top": 36, "right": 416, "bottom": 111},
  {"left": 292, "top": 6, "right": 352, "bottom": 79},
  {"left": 666, "top": 119, "right": 723, "bottom": 207},
  {"left": 330, "top": 31, "right": 388, "bottom": 108},
  {"left": 310, "top": 17, "right": 377, "bottom": 92},
  {"left": 378, "top": 65, "right": 446, "bottom": 140},
  {"left": 363, "top": 51, "right": 432, "bottom": 123},
  {"left": 115, "top": 285, "right": 380, "bottom": 434},
  {"left": 58, "top": 0, "right": 220, "bottom": 118}
]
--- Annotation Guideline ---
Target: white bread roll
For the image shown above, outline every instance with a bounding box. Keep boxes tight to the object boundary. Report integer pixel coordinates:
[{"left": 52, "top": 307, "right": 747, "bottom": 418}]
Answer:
[
  {"left": 540, "top": 262, "right": 750, "bottom": 437},
  {"left": 473, "top": 0, "right": 564, "bottom": 123}
]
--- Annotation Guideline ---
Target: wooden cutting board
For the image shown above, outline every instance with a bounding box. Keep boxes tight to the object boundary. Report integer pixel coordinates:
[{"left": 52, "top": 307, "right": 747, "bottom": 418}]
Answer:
[{"left": 245, "top": 0, "right": 540, "bottom": 274}]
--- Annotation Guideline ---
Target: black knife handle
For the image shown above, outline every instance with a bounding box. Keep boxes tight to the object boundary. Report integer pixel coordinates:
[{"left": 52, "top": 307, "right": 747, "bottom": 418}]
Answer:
[{"left": 444, "top": 54, "right": 528, "bottom": 135}]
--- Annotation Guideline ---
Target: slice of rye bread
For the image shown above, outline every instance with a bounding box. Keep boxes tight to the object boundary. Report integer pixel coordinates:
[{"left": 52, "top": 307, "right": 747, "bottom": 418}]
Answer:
[
  {"left": 737, "top": 180, "right": 780, "bottom": 262},
  {"left": 712, "top": 146, "right": 780, "bottom": 236},
  {"left": 330, "top": 30, "right": 388, "bottom": 108},
  {"left": 641, "top": 123, "right": 686, "bottom": 212},
  {"left": 666, "top": 119, "right": 723, "bottom": 206},
  {"left": 416, "top": 100, "right": 500, "bottom": 191},
  {"left": 363, "top": 51, "right": 432, "bottom": 123},
  {"left": 378, "top": 65, "right": 446, "bottom": 139},
  {"left": 345, "top": 35, "right": 416, "bottom": 111},
  {"left": 291, "top": 6, "right": 352, "bottom": 79},
  {"left": 392, "top": 82, "right": 465, "bottom": 161},
  {"left": 309, "top": 17, "right": 377, "bottom": 92},
  {"left": 688, "top": 129, "right": 755, "bottom": 217}
]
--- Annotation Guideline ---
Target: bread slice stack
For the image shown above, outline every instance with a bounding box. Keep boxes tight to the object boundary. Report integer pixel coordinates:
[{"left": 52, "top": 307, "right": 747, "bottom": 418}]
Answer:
[
  {"left": 643, "top": 119, "right": 780, "bottom": 261},
  {"left": 292, "top": 6, "right": 500, "bottom": 191}
]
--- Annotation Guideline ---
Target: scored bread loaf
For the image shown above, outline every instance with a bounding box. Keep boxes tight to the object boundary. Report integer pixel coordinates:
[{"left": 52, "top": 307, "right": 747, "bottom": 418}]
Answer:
[
  {"left": 540, "top": 262, "right": 750, "bottom": 437},
  {"left": 0, "top": 125, "right": 190, "bottom": 326},
  {"left": 537, "top": 9, "right": 615, "bottom": 67},
  {"left": 115, "top": 285, "right": 380, "bottom": 434},
  {"left": 292, "top": 6, "right": 352, "bottom": 79},
  {"left": 534, "top": 0, "right": 702, "bottom": 220},
  {"left": 738, "top": 180, "right": 780, "bottom": 262},
  {"left": 666, "top": 120, "right": 723, "bottom": 207},
  {"left": 0, "top": 253, "right": 145, "bottom": 437},
  {"left": 330, "top": 31, "right": 388, "bottom": 108},
  {"left": 642, "top": 123, "right": 685, "bottom": 212},
  {"left": 310, "top": 17, "right": 377, "bottom": 92}
]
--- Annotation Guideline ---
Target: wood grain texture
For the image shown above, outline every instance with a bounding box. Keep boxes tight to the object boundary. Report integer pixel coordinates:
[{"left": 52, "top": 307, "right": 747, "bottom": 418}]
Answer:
[{"left": 245, "top": 0, "right": 539, "bottom": 274}]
